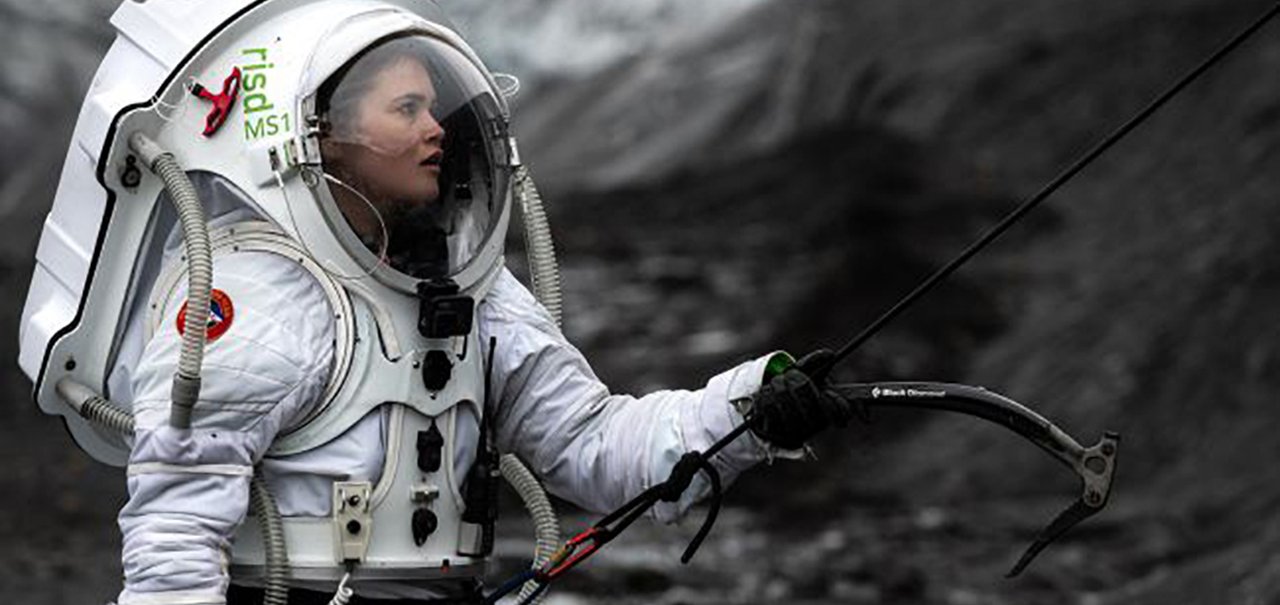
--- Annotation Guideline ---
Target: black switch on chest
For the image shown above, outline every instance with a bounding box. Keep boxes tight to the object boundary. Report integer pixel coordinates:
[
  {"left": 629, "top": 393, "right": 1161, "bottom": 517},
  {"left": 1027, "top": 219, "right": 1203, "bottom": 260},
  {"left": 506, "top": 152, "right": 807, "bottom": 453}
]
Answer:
[
  {"left": 412, "top": 508, "right": 439, "bottom": 546},
  {"left": 421, "top": 350, "right": 452, "bottom": 391},
  {"left": 417, "top": 420, "right": 444, "bottom": 473}
]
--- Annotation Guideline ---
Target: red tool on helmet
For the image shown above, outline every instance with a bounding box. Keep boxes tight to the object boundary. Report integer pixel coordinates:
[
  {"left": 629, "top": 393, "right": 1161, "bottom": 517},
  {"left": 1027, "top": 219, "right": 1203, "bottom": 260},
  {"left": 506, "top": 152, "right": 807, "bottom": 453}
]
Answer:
[{"left": 190, "top": 67, "right": 241, "bottom": 136}]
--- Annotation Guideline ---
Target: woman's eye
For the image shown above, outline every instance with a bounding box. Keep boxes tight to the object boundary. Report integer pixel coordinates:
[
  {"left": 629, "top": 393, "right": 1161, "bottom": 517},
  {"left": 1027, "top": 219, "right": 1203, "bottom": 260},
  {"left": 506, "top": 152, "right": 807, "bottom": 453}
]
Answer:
[{"left": 396, "top": 101, "right": 421, "bottom": 117}]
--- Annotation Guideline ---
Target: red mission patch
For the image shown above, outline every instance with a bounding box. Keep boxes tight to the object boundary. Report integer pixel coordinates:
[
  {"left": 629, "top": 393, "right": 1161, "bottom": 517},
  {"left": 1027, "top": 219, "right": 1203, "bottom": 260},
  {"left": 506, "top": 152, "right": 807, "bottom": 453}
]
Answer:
[{"left": 176, "top": 288, "right": 235, "bottom": 342}]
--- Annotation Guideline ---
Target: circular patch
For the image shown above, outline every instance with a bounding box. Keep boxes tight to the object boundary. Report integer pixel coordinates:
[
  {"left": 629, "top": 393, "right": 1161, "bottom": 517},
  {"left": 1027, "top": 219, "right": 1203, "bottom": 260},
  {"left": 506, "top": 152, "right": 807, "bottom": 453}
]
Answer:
[{"left": 176, "top": 289, "right": 235, "bottom": 343}]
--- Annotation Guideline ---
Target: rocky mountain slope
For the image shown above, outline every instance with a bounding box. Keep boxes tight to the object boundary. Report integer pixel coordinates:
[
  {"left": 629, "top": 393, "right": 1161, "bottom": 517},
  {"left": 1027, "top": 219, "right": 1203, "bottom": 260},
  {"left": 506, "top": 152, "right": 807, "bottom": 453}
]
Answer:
[{"left": 507, "top": 0, "right": 1280, "bottom": 603}]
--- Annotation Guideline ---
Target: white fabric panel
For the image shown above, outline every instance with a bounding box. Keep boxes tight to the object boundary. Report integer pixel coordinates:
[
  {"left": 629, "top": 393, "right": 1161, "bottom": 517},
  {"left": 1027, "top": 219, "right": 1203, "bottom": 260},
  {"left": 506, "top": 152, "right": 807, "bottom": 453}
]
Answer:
[
  {"left": 118, "top": 251, "right": 334, "bottom": 604},
  {"left": 258, "top": 408, "right": 386, "bottom": 517},
  {"left": 108, "top": 184, "right": 262, "bottom": 408}
]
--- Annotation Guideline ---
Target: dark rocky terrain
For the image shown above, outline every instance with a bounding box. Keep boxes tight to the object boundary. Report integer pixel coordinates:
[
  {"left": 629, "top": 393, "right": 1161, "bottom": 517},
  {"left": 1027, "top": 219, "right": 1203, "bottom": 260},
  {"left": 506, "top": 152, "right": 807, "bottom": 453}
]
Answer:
[{"left": 4, "top": 0, "right": 1280, "bottom": 603}]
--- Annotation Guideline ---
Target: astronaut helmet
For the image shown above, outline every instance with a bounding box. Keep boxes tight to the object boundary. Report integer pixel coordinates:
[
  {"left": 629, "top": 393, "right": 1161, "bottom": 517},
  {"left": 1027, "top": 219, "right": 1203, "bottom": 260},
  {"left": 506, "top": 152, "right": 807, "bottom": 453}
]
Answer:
[
  {"left": 296, "top": 11, "right": 514, "bottom": 291},
  {"left": 18, "top": 0, "right": 522, "bottom": 466}
]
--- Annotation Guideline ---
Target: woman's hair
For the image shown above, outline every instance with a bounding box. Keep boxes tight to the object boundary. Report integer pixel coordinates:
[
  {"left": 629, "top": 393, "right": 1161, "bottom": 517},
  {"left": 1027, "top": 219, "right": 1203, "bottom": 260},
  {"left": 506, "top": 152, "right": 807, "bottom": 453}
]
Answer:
[{"left": 315, "top": 34, "right": 438, "bottom": 141}]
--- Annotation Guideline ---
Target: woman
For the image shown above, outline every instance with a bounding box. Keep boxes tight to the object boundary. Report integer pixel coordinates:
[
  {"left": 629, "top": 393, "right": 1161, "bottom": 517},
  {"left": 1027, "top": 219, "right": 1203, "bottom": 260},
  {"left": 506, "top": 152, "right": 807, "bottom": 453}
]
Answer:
[{"left": 112, "top": 16, "right": 849, "bottom": 605}]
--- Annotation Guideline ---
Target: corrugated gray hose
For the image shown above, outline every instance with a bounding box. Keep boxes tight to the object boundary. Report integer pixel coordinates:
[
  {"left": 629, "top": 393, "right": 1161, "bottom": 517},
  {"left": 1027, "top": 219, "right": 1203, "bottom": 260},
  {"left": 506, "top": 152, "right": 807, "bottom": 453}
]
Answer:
[
  {"left": 503, "top": 166, "right": 564, "bottom": 604},
  {"left": 250, "top": 473, "right": 290, "bottom": 605},
  {"left": 127, "top": 133, "right": 212, "bottom": 431},
  {"left": 499, "top": 455, "right": 559, "bottom": 604},
  {"left": 57, "top": 378, "right": 291, "bottom": 605},
  {"left": 515, "top": 166, "right": 562, "bottom": 326}
]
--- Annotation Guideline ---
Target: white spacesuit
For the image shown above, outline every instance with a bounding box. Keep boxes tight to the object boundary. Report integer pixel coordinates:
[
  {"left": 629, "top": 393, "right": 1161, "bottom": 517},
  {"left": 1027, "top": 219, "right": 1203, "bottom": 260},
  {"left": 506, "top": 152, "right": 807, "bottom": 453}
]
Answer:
[
  {"left": 113, "top": 205, "right": 779, "bottom": 604},
  {"left": 18, "top": 2, "right": 857, "bottom": 604}
]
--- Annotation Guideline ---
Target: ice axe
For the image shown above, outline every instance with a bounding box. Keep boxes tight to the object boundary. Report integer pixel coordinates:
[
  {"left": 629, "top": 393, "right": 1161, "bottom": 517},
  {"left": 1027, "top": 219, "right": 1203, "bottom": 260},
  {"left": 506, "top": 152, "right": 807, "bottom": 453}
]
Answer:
[{"left": 831, "top": 382, "right": 1119, "bottom": 576}]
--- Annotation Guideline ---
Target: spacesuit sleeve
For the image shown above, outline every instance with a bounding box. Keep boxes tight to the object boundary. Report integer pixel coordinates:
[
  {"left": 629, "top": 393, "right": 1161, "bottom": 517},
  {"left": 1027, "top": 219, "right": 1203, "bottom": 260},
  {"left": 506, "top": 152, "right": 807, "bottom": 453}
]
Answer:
[
  {"left": 117, "top": 252, "right": 334, "bottom": 605},
  {"left": 480, "top": 268, "right": 795, "bottom": 523}
]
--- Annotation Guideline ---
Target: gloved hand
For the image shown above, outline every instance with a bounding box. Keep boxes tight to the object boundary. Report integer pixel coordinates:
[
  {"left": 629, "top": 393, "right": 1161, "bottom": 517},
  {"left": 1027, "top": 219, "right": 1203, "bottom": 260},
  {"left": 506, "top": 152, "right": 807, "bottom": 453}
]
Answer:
[{"left": 748, "top": 349, "right": 860, "bottom": 449}]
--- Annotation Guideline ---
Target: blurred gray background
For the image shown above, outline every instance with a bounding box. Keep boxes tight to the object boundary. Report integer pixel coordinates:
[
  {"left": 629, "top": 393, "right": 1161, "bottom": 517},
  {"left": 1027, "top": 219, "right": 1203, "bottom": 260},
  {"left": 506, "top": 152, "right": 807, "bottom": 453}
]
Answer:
[{"left": 4, "top": 0, "right": 1280, "bottom": 603}]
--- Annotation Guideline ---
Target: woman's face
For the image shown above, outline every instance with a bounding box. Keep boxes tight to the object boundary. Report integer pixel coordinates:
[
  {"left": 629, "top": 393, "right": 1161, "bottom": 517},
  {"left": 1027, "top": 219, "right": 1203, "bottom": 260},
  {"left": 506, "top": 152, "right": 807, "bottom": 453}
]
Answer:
[{"left": 332, "top": 57, "right": 445, "bottom": 207}]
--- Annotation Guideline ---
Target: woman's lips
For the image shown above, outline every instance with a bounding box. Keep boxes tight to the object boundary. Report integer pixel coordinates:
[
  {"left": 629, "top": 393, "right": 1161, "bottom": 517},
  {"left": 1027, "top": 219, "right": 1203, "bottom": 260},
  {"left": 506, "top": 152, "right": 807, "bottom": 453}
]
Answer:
[{"left": 420, "top": 150, "right": 443, "bottom": 166}]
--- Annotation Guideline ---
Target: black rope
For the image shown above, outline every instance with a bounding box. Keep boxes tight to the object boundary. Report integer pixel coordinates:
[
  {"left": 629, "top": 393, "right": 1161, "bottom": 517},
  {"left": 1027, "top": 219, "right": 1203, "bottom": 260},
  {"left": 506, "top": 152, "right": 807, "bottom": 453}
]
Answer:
[
  {"left": 594, "top": 451, "right": 723, "bottom": 560},
  {"left": 678, "top": 455, "right": 722, "bottom": 564}
]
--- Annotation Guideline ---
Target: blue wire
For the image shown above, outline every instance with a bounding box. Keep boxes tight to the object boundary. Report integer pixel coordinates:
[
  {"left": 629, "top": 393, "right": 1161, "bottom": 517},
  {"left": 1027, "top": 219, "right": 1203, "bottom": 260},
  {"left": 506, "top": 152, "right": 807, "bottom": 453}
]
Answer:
[{"left": 483, "top": 568, "right": 538, "bottom": 604}]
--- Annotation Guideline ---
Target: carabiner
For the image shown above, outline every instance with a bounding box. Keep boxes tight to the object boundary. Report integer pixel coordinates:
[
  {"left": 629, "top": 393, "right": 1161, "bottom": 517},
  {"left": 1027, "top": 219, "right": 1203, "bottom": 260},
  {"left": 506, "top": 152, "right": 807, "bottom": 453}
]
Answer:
[{"left": 541, "top": 527, "right": 608, "bottom": 580}]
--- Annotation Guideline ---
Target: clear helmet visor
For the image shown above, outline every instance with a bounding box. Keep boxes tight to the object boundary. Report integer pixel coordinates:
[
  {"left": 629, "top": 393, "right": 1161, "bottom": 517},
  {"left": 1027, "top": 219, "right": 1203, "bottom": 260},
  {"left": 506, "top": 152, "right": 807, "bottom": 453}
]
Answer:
[{"left": 316, "top": 34, "right": 509, "bottom": 282}]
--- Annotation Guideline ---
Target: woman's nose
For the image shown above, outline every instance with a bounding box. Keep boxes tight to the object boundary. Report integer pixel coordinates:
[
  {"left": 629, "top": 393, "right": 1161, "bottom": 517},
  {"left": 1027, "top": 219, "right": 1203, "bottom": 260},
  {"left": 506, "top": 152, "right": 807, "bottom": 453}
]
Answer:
[{"left": 420, "top": 114, "right": 445, "bottom": 143}]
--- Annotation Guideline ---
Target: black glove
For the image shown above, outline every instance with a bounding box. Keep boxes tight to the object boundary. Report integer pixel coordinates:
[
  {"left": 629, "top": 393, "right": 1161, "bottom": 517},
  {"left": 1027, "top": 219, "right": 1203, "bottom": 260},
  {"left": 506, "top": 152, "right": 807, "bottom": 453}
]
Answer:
[{"left": 748, "top": 350, "right": 858, "bottom": 449}]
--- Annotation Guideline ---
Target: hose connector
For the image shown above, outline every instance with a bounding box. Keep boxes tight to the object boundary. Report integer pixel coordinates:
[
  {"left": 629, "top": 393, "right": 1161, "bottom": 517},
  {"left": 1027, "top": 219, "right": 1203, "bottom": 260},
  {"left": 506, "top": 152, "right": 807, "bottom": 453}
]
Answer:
[
  {"left": 128, "top": 131, "right": 169, "bottom": 170},
  {"left": 169, "top": 373, "right": 202, "bottom": 430},
  {"left": 56, "top": 377, "right": 136, "bottom": 435}
]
